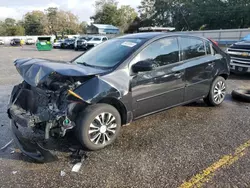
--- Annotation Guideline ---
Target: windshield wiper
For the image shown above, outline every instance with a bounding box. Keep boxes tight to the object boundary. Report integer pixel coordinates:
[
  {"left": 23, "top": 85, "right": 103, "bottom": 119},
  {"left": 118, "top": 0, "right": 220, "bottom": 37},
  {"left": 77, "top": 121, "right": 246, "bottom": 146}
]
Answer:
[
  {"left": 75, "top": 62, "right": 108, "bottom": 69},
  {"left": 76, "top": 62, "right": 95, "bottom": 67}
]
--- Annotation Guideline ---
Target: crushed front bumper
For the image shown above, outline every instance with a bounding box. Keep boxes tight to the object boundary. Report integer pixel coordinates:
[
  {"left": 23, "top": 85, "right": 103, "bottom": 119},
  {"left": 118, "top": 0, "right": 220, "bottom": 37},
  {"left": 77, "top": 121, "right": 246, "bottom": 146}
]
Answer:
[
  {"left": 11, "top": 120, "right": 58, "bottom": 163},
  {"left": 7, "top": 84, "right": 58, "bottom": 163}
]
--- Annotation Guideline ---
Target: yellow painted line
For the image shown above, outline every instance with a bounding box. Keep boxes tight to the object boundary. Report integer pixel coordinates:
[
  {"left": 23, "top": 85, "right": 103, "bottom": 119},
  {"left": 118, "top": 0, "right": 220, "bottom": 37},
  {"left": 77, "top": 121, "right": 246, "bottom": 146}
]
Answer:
[{"left": 179, "top": 140, "right": 250, "bottom": 188}]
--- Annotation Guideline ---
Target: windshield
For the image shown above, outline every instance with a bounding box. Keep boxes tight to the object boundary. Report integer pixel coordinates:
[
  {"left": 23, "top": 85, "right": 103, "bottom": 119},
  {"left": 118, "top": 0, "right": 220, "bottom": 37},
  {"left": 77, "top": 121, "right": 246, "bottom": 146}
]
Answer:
[
  {"left": 92, "top": 38, "right": 101, "bottom": 41},
  {"left": 73, "top": 38, "right": 145, "bottom": 68}
]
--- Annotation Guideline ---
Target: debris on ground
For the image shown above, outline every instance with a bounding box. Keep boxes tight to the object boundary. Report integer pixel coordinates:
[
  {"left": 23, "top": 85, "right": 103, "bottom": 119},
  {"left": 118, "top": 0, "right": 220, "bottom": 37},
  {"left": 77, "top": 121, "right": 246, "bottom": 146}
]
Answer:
[
  {"left": 60, "top": 170, "right": 66, "bottom": 177},
  {"left": 0, "top": 139, "right": 13, "bottom": 151},
  {"left": 70, "top": 149, "right": 87, "bottom": 173},
  {"left": 72, "top": 162, "right": 82, "bottom": 173},
  {"left": 232, "top": 89, "right": 250, "bottom": 103},
  {"left": 12, "top": 171, "right": 17, "bottom": 175},
  {"left": 10, "top": 148, "right": 21, "bottom": 153}
]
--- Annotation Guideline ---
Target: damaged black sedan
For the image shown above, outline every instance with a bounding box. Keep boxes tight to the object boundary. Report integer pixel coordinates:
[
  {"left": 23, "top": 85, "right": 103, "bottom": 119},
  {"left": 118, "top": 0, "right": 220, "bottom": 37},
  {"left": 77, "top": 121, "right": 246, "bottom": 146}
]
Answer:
[{"left": 8, "top": 33, "right": 230, "bottom": 162}]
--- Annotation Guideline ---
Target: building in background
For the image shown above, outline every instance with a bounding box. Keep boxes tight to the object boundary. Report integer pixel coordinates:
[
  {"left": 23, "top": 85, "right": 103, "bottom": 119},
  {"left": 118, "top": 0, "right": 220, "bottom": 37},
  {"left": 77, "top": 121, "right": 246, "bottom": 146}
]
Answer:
[{"left": 87, "top": 24, "right": 120, "bottom": 34}]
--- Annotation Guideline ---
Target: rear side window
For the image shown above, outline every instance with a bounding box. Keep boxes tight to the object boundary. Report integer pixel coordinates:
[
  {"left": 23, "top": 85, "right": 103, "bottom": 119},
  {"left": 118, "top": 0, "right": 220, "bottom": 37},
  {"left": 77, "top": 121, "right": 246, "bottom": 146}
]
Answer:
[
  {"left": 179, "top": 37, "right": 206, "bottom": 60},
  {"left": 135, "top": 37, "right": 180, "bottom": 67}
]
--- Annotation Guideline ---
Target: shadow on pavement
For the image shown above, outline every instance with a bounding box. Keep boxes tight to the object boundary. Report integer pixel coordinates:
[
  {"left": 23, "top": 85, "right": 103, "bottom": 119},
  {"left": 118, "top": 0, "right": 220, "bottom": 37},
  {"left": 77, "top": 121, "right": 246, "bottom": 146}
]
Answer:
[{"left": 229, "top": 73, "right": 250, "bottom": 81}]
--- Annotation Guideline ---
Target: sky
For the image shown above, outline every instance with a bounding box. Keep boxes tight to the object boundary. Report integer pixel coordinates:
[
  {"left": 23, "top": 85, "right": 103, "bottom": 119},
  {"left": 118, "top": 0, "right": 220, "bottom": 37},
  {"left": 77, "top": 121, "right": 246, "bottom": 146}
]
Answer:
[{"left": 0, "top": 0, "right": 141, "bottom": 22}]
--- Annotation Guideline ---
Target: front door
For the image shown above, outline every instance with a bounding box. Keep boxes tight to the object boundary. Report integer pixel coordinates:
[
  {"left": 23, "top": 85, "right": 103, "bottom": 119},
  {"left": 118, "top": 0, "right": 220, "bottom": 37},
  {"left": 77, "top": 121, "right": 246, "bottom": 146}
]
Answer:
[
  {"left": 178, "top": 37, "right": 216, "bottom": 101},
  {"left": 130, "top": 37, "right": 186, "bottom": 118}
]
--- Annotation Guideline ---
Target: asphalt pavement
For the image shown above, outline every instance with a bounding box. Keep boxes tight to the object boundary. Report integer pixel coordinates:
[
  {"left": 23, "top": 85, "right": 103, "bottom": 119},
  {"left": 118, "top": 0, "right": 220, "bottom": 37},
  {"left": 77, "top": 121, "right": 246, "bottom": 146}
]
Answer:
[{"left": 0, "top": 46, "right": 250, "bottom": 188}]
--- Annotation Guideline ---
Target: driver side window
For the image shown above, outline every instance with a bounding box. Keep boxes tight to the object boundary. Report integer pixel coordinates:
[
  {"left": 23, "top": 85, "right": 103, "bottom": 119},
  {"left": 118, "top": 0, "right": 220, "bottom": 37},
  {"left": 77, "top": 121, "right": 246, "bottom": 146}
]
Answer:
[{"left": 131, "top": 37, "right": 180, "bottom": 68}]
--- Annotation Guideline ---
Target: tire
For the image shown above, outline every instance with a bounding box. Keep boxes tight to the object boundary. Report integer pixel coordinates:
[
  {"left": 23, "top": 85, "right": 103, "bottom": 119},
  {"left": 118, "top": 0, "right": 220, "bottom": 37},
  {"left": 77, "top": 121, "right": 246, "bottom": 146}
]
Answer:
[
  {"left": 76, "top": 104, "right": 121, "bottom": 151},
  {"left": 232, "top": 89, "right": 250, "bottom": 103},
  {"left": 204, "top": 76, "right": 227, "bottom": 106},
  {"left": 74, "top": 48, "right": 78, "bottom": 51}
]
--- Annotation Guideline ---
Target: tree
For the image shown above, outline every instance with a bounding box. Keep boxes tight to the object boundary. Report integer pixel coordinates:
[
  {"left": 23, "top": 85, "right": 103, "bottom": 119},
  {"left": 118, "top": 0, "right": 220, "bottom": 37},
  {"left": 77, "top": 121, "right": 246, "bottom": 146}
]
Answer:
[
  {"left": 24, "top": 11, "right": 47, "bottom": 35},
  {"left": 138, "top": 0, "right": 250, "bottom": 31},
  {"left": 57, "top": 10, "right": 80, "bottom": 36},
  {"left": 4, "top": 18, "right": 16, "bottom": 27},
  {"left": 2, "top": 18, "right": 25, "bottom": 36},
  {"left": 138, "top": 0, "right": 156, "bottom": 26},
  {"left": 94, "top": 0, "right": 118, "bottom": 12},
  {"left": 91, "top": 0, "right": 138, "bottom": 33},
  {"left": 125, "top": 17, "right": 142, "bottom": 33},
  {"left": 80, "top": 21, "right": 88, "bottom": 34},
  {"left": 0, "top": 21, "right": 6, "bottom": 35},
  {"left": 91, "top": 3, "right": 120, "bottom": 25},
  {"left": 45, "top": 7, "right": 80, "bottom": 37},
  {"left": 45, "top": 7, "right": 59, "bottom": 36},
  {"left": 117, "top": 5, "right": 138, "bottom": 33}
]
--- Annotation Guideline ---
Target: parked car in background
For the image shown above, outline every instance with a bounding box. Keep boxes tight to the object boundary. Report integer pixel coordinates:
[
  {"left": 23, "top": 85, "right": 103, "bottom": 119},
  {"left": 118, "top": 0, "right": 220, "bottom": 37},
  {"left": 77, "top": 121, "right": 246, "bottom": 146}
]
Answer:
[
  {"left": 8, "top": 33, "right": 230, "bottom": 162},
  {"left": 75, "top": 36, "right": 93, "bottom": 51},
  {"left": 26, "top": 38, "right": 35, "bottom": 45},
  {"left": 10, "top": 38, "right": 21, "bottom": 46},
  {"left": 61, "top": 38, "right": 75, "bottom": 49},
  {"left": 226, "top": 40, "right": 250, "bottom": 74},
  {"left": 53, "top": 39, "right": 64, "bottom": 49},
  {"left": 0, "top": 39, "right": 4, "bottom": 45},
  {"left": 86, "top": 36, "right": 108, "bottom": 49}
]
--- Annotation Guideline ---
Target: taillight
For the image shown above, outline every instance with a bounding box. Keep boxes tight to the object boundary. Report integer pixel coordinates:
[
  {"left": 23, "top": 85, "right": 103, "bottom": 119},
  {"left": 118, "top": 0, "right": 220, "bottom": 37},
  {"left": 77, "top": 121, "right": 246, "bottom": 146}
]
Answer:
[{"left": 208, "top": 38, "right": 219, "bottom": 46}]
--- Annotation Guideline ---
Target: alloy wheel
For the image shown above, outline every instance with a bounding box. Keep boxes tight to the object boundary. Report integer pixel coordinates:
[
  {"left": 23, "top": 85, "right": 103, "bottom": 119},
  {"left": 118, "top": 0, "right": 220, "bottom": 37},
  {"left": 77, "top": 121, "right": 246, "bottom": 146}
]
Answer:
[
  {"left": 88, "top": 112, "right": 117, "bottom": 145},
  {"left": 213, "top": 80, "right": 226, "bottom": 104}
]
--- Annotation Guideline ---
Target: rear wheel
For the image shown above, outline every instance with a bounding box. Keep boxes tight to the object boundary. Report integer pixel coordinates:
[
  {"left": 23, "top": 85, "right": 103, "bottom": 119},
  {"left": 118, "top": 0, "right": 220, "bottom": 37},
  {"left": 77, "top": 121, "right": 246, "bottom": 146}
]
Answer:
[
  {"left": 76, "top": 104, "right": 121, "bottom": 151},
  {"left": 204, "top": 76, "right": 227, "bottom": 106}
]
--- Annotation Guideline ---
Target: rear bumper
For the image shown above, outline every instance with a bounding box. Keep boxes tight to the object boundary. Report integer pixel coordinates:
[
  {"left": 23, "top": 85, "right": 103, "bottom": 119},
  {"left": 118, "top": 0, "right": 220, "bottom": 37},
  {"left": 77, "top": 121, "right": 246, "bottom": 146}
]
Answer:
[{"left": 11, "top": 120, "right": 58, "bottom": 163}]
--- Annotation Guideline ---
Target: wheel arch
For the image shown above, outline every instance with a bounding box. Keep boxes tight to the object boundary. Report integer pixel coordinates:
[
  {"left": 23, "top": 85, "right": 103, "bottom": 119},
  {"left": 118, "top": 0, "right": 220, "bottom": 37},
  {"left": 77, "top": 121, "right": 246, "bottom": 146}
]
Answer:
[
  {"left": 98, "top": 97, "right": 128, "bottom": 126},
  {"left": 218, "top": 73, "right": 229, "bottom": 80}
]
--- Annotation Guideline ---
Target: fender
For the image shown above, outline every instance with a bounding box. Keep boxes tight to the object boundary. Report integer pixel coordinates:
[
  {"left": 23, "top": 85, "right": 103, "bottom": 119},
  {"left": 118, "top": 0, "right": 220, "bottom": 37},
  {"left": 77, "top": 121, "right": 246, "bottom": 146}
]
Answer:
[{"left": 73, "top": 76, "right": 121, "bottom": 104}]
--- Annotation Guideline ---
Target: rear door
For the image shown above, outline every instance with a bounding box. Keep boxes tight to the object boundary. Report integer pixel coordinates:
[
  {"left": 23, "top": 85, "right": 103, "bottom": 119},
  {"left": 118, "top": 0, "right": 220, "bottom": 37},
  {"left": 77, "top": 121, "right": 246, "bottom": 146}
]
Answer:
[
  {"left": 179, "top": 37, "right": 215, "bottom": 101},
  {"left": 130, "top": 37, "right": 186, "bottom": 118}
]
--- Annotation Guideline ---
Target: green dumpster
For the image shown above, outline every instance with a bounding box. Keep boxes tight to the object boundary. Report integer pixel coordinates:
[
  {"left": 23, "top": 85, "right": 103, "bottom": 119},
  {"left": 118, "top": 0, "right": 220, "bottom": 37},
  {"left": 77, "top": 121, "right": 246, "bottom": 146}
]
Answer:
[{"left": 36, "top": 37, "right": 52, "bottom": 51}]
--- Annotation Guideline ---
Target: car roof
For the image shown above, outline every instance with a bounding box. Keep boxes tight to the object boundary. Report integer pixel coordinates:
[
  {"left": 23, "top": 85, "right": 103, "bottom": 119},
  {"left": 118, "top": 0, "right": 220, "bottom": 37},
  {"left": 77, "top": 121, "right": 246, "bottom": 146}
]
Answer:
[
  {"left": 119, "top": 32, "right": 169, "bottom": 40},
  {"left": 119, "top": 32, "right": 207, "bottom": 41},
  {"left": 92, "top": 36, "right": 106, "bottom": 38}
]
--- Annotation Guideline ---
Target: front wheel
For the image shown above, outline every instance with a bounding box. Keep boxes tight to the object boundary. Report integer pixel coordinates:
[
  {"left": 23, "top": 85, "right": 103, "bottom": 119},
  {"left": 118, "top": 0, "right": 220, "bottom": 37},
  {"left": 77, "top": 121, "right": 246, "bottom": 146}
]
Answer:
[
  {"left": 76, "top": 104, "right": 121, "bottom": 151},
  {"left": 204, "top": 76, "right": 227, "bottom": 106}
]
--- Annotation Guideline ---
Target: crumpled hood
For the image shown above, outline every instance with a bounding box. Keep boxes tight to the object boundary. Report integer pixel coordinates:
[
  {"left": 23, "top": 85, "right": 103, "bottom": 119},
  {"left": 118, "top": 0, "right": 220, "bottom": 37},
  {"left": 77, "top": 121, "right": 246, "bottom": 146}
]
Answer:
[{"left": 14, "top": 58, "right": 108, "bottom": 87}]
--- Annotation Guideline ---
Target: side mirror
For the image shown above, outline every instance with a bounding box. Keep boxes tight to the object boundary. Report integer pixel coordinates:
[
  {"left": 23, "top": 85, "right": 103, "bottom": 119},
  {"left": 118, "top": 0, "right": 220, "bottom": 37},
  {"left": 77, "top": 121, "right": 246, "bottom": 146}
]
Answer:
[{"left": 132, "top": 60, "right": 154, "bottom": 73}]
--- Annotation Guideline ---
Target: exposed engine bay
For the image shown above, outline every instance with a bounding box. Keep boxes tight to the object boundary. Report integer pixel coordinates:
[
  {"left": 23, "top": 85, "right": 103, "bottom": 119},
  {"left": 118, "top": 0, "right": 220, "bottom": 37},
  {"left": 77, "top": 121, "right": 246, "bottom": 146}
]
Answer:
[
  {"left": 7, "top": 58, "right": 122, "bottom": 162},
  {"left": 8, "top": 73, "right": 90, "bottom": 140}
]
